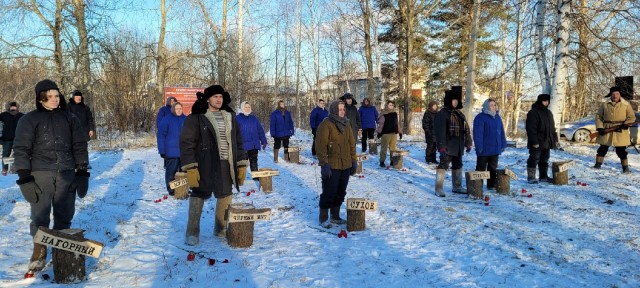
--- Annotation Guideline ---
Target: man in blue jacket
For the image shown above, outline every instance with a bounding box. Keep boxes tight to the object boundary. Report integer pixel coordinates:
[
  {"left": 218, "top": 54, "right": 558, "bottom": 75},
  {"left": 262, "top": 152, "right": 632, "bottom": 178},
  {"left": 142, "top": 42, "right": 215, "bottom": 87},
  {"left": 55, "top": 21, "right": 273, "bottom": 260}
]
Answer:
[
  {"left": 155, "top": 96, "right": 177, "bottom": 128},
  {"left": 270, "top": 100, "right": 295, "bottom": 162},
  {"left": 309, "top": 99, "right": 328, "bottom": 156}
]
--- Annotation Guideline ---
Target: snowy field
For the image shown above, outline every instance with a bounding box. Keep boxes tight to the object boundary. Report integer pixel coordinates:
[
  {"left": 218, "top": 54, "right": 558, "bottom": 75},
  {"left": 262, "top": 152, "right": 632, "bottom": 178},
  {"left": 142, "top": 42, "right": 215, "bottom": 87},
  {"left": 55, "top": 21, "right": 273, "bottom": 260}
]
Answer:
[{"left": 0, "top": 131, "right": 638, "bottom": 287}]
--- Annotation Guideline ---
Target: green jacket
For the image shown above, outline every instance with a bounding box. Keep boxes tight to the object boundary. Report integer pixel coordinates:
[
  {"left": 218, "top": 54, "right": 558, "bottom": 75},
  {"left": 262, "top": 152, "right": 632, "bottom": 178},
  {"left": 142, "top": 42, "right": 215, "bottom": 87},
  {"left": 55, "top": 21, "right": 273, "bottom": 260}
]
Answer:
[{"left": 315, "top": 118, "right": 357, "bottom": 169}]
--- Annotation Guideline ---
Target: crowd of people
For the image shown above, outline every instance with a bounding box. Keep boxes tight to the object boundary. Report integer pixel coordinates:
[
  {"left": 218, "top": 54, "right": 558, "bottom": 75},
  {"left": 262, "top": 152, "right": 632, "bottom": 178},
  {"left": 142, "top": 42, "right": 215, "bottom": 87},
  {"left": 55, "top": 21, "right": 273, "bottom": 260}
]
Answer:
[{"left": 5, "top": 79, "right": 635, "bottom": 274}]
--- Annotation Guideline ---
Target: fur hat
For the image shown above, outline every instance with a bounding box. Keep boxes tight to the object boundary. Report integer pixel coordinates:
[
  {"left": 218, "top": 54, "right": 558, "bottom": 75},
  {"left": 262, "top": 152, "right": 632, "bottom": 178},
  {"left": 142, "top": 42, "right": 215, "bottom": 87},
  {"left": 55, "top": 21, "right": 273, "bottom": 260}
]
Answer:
[
  {"left": 192, "top": 85, "right": 234, "bottom": 114},
  {"left": 537, "top": 94, "right": 551, "bottom": 102},
  {"left": 72, "top": 90, "right": 83, "bottom": 97},
  {"left": 609, "top": 86, "right": 621, "bottom": 96},
  {"left": 340, "top": 92, "right": 358, "bottom": 105},
  {"left": 197, "top": 85, "right": 225, "bottom": 102}
]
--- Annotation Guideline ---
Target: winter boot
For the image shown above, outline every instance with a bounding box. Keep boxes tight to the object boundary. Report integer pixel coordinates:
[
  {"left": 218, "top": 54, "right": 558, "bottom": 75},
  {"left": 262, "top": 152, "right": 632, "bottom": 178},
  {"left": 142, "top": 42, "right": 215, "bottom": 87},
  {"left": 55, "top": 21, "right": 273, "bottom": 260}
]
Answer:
[
  {"left": 319, "top": 208, "right": 331, "bottom": 228},
  {"left": 185, "top": 196, "right": 204, "bottom": 246},
  {"left": 28, "top": 243, "right": 47, "bottom": 272},
  {"left": 215, "top": 195, "right": 232, "bottom": 237},
  {"left": 539, "top": 166, "right": 553, "bottom": 183},
  {"left": 527, "top": 168, "right": 538, "bottom": 184},
  {"left": 284, "top": 148, "right": 290, "bottom": 162},
  {"left": 330, "top": 206, "right": 346, "bottom": 225},
  {"left": 435, "top": 168, "right": 446, "bottom": 197},
  {"left": 380, "top": 162, "right": 385, "bottom": 168},
  {"left": 622, "top": 159, "right": 630, "bottom": 173},
  {"left": 273, "top": 148, "right": 279, "bottom": 163},
  {"left": 593, "top": 156, "right": 604, "bottom": 169},
  {"left": 451, "top": 169, "right": 466, "bottom": 194}
]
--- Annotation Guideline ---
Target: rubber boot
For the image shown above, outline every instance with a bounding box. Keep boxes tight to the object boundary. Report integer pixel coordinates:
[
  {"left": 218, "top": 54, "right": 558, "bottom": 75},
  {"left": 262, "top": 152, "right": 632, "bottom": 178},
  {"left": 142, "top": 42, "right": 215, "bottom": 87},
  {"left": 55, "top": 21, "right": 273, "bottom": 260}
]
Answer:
[
  {"left": 330, "top": 206, "right": 346, "bottom": 224},
  {"left": 284, "top": 148, "right": 290, "bottom": 162},
  {"left": 273, "top": 148, "right": 279, "bottom": 163},
  {"left": 215, "top": 195, "right": 232, "bottom": 237},
  {"left": 185, "top": 196, "right": 204, "bottom": 246},
  {"left": 451, "top": 169, "right": 466, "bottom": 194},
  {"left": 28, "top": 243, "right": 47, "bottom": 271},
  {"left": 527, "top": 168, "right": 538, "bottom": 184},
  {"left": 435, "top": 168, "right": 446, "bottom": 197},
  {"left": 622, "top": 159, "right": 630, "bottom": 173},
  {"left": 539, "top": 165, "right": 553, "bottom": 183},
  {"left": 594, "top": 156, "right": 604, "bottom": 169},
  {"left": 319, "top": 208, "right": 331, "bottom": 228}
]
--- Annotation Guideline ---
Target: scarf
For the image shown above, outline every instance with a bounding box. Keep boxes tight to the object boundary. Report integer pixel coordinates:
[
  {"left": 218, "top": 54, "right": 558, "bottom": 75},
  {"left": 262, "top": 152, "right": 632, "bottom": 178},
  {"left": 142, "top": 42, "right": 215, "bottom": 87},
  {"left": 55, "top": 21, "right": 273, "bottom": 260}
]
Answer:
[
  {"left": 448, "top": 109, "right": 467, "bottom": 137},
  {"left": 482, "top": 99, "right": 496, "bottom": 118},
  {"left": 328, "top": 100, "right": 349, "bottom": 134},
  {"left": 240, "top": 101, "right": 251, "bottom": 116}
]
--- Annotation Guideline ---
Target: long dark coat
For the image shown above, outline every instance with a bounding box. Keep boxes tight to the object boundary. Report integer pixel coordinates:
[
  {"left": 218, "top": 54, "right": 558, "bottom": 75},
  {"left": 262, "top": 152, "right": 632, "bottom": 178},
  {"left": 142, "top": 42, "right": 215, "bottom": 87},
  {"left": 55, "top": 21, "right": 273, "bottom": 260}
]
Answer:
[
  {"left": 434, "top": 94, "right": 472, "bottom": 157},
  {"left": 525, "top": 101, "right": 558, "bottom": 150}
]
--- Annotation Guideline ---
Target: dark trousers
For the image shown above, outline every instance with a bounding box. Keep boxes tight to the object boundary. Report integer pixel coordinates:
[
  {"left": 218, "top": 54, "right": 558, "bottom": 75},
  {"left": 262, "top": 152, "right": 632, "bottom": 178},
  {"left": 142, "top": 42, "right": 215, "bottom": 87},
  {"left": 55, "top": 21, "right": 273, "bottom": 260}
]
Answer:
[
  {"left": 273, "top": 136, "right": 290, "bottom": 150},
  {"left": 437, "top": 153, "right": 463, "bottom": 170},
  {"left": 476, "top": 155, "right": 499, "bottom": 188},
  {"left": 311, "top": 129, "right": 317, "bottom": 155},
  {"left": 361, "top": 128, "right": 375, "bottom": 152},
  {"left": 30, "top": 170, "right": 76, "bottom": 236},
  {"left": 2, "top": 140, "right": 13, "bottom": 170},
  {"left": 319, "top": 168, "right": 350, "bottom": 209},
  {"left": 527, "top": 148, "right": 550, "bottom": 178},
  {"left": 597, "top": 145, "right": 628, "bottom": 160},
  {"left": 425, "top": 139, "right": 437, "bottom": 163},
  {"left": 248, "top": 149, "right": 259, "bottom": 171},
  {"left": 164, "top": 158, "right": 181, "bottom": 194}
]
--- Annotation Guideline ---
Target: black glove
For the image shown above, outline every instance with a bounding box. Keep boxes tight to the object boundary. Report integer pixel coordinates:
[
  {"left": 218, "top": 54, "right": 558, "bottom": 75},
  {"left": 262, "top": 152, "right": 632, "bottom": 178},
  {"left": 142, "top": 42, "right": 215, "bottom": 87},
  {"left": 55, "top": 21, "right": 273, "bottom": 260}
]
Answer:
[
  {"left": 597, "top": 128, "right": 605, "bottom": 136},
  {"left": 73, "top": 169, "right": 90, "bottom": 198},
  {"left": 620, "top": 123, "right": 628, "bottom": 130},
  {"left": 321, "top": 164, "right": 331, "bottom": 180},
  {"left": 160, "top": 154, "right": 166, "bottom": 159},
  {"left": 16, "top": 170, "right": 40, "bottom": 203},
  {"left": 350, "top": 160, "right": 358, "bottom": 176}
]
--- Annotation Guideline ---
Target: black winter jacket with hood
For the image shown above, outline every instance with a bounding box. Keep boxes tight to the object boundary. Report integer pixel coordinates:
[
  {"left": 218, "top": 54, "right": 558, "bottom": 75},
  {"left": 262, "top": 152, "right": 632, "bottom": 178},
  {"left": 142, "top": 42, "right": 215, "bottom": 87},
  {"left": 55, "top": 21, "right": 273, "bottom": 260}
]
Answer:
[
  {"left": 525, "top": 94, "right": 558, "bottom": 150},
  {"left": 434, "top": 90, "right": 472, "bottom": 157},
  {"left": 67, "top": 92, "right": 96, "bottom": 141},
  {"left": 339, "top": 93, "right": 361, "bottom": 136},
  {"left": 0, "top": 102, "right": 24, "bottom": 141}
]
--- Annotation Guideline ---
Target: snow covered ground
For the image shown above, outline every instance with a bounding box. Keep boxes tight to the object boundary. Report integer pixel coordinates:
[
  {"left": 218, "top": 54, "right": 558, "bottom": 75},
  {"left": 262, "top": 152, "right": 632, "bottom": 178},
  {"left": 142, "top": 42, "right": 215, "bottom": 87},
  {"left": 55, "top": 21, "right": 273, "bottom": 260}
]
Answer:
[{"left": 0, "top": 131, "right": 638, "bottom": 287}]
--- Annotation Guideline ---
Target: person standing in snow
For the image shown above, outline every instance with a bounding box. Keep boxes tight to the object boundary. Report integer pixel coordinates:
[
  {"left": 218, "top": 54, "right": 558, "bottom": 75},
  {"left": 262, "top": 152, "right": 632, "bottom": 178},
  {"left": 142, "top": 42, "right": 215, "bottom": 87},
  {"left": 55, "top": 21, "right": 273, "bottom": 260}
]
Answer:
[
  {"left": 358, "top": 98, "right": 378, "bottom": 153},
  {"left": 157, "top": 102, "right": 186, "bottom": 195},
  {"left": 593, "top": 87, "right": 636, "bottom": 172},
  {"left": 180, "top": 85, "right": 248, "bottom": 245},
  {"left": 13, "top": 79, "right": 89, "bottom": 273},
  {"left": 473, "top": 98, "right": 507, "bottom": 190},
  {"left": 156, "top": 96, "right": 177, "bottom": 128},
  {"left": 0, "top": 101, "right": 24, "bottom": 175},
  {"left": 525, "top": 94, "right": 558, "bottom": 183},
  {"left": 67, "top": 90, "right": 96, "bottom": 141},
  {"left": 237, "top": 101, "right": 268, "bottom": 173},
  {"left": 315, "top": 100, "right": 357, "bottom": 228},
  {"left": 434, "top": 88, "right": 472, "bottom": 197},
  {"left": 269, "top": 100, "right": 295, "bottom": 163},
  {"left": 421, "top": 101, "right": 439, "bottom": 164},
  {"left": 340, "top": 93, "right": 362, "bottom": 144},
  {"left": 309, "top": 99, "right": 328, "bottom": 156},
  {"left": 376, "top": 100, "right": 403, "bottom": 167}
]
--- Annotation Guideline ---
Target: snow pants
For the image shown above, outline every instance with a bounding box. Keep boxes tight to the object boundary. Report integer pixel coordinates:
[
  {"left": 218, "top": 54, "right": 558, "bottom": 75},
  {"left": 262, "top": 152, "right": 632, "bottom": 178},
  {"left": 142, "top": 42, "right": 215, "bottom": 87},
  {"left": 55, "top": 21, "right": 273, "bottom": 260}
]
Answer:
[{"left": 29, "top": 170, "right": 76, "bottom": 236}]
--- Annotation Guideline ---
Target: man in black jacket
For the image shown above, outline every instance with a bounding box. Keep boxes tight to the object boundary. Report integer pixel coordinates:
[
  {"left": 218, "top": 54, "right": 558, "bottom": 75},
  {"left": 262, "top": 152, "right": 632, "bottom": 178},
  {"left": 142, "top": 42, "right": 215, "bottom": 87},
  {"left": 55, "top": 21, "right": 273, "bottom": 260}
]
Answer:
[
  {"left": 525, "top": 94, "right": 558, "bottom": 183},
  {"left": 422, "top": 101, "right": 438, "bottom": 164},
  {"left": 67, "top": 90, "right": 96, "bottom": 141},
  {"left": 0, "top": 101, "right": 24, "bottom": 175},
  {"left": 13, "top": 79, "right": 89, "bottom": 274}
]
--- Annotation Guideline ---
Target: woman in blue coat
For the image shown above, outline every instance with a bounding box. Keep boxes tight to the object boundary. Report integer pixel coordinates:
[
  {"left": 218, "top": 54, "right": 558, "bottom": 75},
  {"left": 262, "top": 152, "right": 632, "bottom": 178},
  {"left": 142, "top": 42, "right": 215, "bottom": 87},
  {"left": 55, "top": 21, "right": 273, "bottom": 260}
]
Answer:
[
  {"left": 358, "top": 98, "right": 378, "bottom": 153},
  {"left": 473, "top": 98, "right": 507, "bottom": 190},
  {"left": 157, "top": 102, "right": 186, "bottom": 195},
  {"left": 237, "top": 101, "right": 267, "bottom": 172},
  {"left": 269, "top": 100, "right": 295, "bottom": 162}
]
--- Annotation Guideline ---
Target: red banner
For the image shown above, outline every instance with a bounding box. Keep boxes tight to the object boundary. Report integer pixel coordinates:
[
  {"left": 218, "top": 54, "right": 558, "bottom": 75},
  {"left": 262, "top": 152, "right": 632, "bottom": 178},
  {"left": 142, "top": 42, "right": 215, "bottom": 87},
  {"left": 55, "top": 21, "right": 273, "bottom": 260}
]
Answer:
[{"left": 163, "top": 87, "right": 205, "bottom": 115}]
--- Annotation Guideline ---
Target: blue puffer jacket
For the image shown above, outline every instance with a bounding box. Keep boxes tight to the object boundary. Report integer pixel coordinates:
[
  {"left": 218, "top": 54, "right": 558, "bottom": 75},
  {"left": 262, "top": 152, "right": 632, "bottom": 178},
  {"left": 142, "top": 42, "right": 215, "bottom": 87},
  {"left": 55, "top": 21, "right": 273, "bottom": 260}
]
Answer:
[
  {"left": 309, "top": 106, "right": 328, "bottom": 129},
  {"left": 270, "top": 108, "right": 295, "bottom": 138},
  {"left": 157, "top": 113, "right": 186, "bottom": 158},
  {"left": 473, "top": 103, "right": 507, "bottom": 156},
  {"left": 237, "top": 113, "right": 267, "bottom": 150},
  {"left": 358, "top": 105, "right": 379, "bottom": 129}
]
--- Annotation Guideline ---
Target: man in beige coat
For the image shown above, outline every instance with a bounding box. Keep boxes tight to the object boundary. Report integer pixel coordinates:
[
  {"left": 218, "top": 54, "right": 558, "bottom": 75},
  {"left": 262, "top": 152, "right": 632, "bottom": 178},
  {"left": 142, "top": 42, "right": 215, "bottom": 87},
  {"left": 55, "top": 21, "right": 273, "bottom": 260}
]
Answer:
[{"left": 594, "top": 87, "right": 636, "bottom": 172}]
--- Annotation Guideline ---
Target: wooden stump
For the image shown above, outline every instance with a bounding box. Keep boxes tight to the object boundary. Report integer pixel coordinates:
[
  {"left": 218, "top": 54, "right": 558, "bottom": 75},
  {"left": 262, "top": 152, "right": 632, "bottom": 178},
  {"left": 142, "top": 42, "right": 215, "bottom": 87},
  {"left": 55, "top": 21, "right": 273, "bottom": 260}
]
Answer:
[
  {"left": 173, "top": 172, "right": 189, "bottom": 200},
  {"left": 466, "top": 171, "right": 488, "bottom": 199},
  {"left": 368, "top": 140, "right": 378, "bottom": 155},
  {"left": 284, "top": 147, "right": 300, "bottom": 163},
  {"left": 356, "top": 160, "right": 363, "bottom": 174},
  {"left": 226, "top": 203, "right": 271, "bottom": 248},
  {"left": 52, "top": 229, "right": 86, "bottom": 283},
  {"left": 347, "top": 210, "right": 366, "bottom": 231},
  {"left": 257, "top": 168, "right": 274, "bottom": 193},
  {"left": 495, "top": 169, "right": 511, "bottom": 195},
  {"left": 390, "top": 150, "right": 407, "bottom": 170},
  {"left": 552, "top": 161, "right": 571, "bottom": 185}
]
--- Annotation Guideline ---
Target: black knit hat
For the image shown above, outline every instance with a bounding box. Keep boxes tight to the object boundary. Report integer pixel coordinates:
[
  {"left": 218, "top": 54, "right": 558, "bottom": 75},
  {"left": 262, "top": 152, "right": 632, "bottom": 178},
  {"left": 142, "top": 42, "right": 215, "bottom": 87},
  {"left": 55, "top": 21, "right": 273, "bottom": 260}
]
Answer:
[
  {"left": 537, "top": 94, "right": 551, "bottom": 102},
  {"left": 35, "top": 79, "right": 59, "bottom": 97},
  {"left": 609, "top": 86, "right": 621, "bottom": 94},
  {"left": 72, "top": 90, "right": 83, "bottom": 97}
]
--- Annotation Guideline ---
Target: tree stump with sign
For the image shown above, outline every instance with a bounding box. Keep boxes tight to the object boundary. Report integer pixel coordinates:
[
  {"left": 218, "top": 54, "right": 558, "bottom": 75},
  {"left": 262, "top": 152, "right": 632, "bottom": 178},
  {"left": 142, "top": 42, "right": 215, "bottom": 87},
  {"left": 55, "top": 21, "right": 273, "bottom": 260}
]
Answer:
[
  {"left": 253, "top": 168, "right": 278, "bottom": 193},
  {"left": 172, "top": 172, "right": 189, "bottom": 199},
  {"left": 368, "top": 140, "right": 378, "bottom": 155},
  {"left": 552, "top": 160, "right": 574, "bottom": 185},
  {"left": 356, "top": 154, "right": 368, "bottom": 175},
  {"left": 226, "top": 203, "right": 272, "bottom": 248},
  {"left": 390, "top": 150, "right": 408, "bottom": 170},
  {"left": 346, "top": 198, "right": 378, "bottom": 231},
  {"left": 495, "top": 168, "right": 517, "bottom": 195},
  {"left": 466, "top": 171, "right": 490, "bottom": 199},
  {"left": 284, "top": 147, "right": 301, "bottom": 163}
]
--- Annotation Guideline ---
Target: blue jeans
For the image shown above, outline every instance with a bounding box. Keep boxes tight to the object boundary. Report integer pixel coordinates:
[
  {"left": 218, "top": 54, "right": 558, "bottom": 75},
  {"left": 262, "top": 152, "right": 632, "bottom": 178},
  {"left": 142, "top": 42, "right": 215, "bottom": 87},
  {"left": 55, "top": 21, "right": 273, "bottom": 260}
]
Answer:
[{"left": 164, "top": 158, "right": 181, "bottom": 194}]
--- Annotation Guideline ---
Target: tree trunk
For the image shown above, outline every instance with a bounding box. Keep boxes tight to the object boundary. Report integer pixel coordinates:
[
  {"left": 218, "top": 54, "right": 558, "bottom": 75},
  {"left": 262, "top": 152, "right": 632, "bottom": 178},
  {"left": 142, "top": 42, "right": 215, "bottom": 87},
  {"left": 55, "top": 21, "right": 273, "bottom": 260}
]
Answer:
[
  {"left": 72, "top": 0, "right": 91, "bottom": 92},
  {"left": 534, "top": 0, "right": 551, "bottom": 94},
  {"left": 236, "top": 0, "right": 244, "bottom": 97},
  {"left": 549, "top": 0, "right": 571, "bottom": 125},
  {"left": 156, "top": 0, "right": 167, "bottom": 104},
  {"left": 218, "top": 0, "right": 228, "bottom": 86},
  {"left": 464, "top": 0, "right": 481, "bottom": 120},
  {"left": 361, "top": 0, "right": 374, "bottom": 101}
]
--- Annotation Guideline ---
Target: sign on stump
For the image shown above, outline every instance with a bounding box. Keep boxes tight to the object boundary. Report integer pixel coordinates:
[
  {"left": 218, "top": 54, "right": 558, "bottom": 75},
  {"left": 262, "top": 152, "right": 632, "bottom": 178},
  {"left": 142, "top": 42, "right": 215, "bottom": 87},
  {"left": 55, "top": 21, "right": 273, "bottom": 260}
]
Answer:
[
  {"left": 368, "top": 140, "right": 378, "bottom": 155},
  {"left": 346, "top": 198, "right": 378, "bottom": 232},
  {"left": 356, "top": 154, "right": 368, "bottom": 175},
  {"left": 552, "top": 160, "right": 574, "bottom": 185},
  {"left": 252, "top": 168, "right": 278, "bottom": 193},
  {"left": 495, "top": 169, "right": 511, "bottom": 195},
  {"left": 390, "top": 150, "right": 408, "bottom": 170},
  {"left": 466, "top": 171, "right": 490, "bottom": 198},
  {"left": 226, "top": 203, "right": 272, "bottom": 248},
  {"left": 172, "top": 172, "right": 189, "bottom": 199},
  {"left": 284, "top": 147, "right": 301, "bottom": 163}
]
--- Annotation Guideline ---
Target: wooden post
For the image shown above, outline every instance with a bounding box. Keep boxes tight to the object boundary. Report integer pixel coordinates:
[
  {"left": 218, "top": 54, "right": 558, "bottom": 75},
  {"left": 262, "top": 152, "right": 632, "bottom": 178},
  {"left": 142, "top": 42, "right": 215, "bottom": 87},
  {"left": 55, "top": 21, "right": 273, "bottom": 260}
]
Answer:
[
  {"left": 466, "top": 171, "right": 490, "bottom": 199},
  {"left": 552, "top": 160, "right": 574, "bottom": 185},
  {"left": 253, "top": 168, "right": 279, "bottom": 193},
  {"left": 368, "top": 140, "right": 378, "bottom": 155},
  {"left": 390, "top": 150, "right": 407, "bottom": 170},
  {"left": 172, "top": 172, "right": 189, "bottom": 200},
  {"left": 346, "top": 198, "right": 378, "bottom": 232},
  {"left": 356, "top": 154, "right": 368, "bottom": 175},
  {"left": 284, "top": 147, "right": 300, "bottom": 163},
  {"left": 226, "top": 203, "right": 271, "bottom": 248},
  {"left": 495, "top": 170, "right": 510, "bottom": 195}
]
